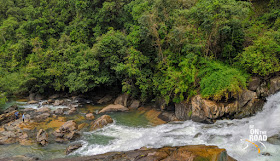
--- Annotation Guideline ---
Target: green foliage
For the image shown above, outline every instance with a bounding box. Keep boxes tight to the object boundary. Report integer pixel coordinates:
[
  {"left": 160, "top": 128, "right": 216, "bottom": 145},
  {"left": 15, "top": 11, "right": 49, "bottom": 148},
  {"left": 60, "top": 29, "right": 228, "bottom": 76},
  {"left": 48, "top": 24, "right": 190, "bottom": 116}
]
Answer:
[
  {"left": 238, "top": 30, "right": 280, "bottom": 76},
  {"left": 0, "top": 0, "right": 278, "bottom": 104},
  {"left": 199, "top": 60, "right": 248, "bottom": 101},
  {"left": 0, "top": 93, "right": 7, "bottom": 106}
]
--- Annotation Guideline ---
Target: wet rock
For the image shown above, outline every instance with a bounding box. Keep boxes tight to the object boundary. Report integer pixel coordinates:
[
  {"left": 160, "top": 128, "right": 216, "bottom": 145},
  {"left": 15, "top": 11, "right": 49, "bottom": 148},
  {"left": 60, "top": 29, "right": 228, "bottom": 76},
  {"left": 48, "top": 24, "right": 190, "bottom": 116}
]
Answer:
[
  {"left": 90, "top": 115, "right": 113, "bottom": 130},
  {"left": 53, "top": 120, "right": 80, "bottom": 142},
  {"left": 248, "top": 77, "right": 261, "bottom": 91},
  {"left": 262, "top": 152, "right": 272, "bottom": 156},
  {"left": 86, "top": 113, "right": 95, "bottom": 120},
  {"left": 53, "top": 100, "right": 64, "bottom": 106},
  {"left": 36, "top": 129, "right": 48, "bottom": 146},
  {"left": 99, "top": 104, "right": 129, "bottom": 114},
  {"left": 129, "top": 100, "right": 140, "bottom": 110},
  {"left": 114, "top": 93, "right": 130, "bottom": 107},
  {"left": 175, "top": 102, "right": 191, "bottom": 121},
  {"left": 66, "top": 143, "right": 82, "bottom": 155},
  {"left": 53, "top": 145, "right": 235, "bottom": 161},
  {"left": 97, "top": 95, "right": 113, "bottom": 104},
  {"left": 28, "top": 100, "right": 39, "bottom": 104}
]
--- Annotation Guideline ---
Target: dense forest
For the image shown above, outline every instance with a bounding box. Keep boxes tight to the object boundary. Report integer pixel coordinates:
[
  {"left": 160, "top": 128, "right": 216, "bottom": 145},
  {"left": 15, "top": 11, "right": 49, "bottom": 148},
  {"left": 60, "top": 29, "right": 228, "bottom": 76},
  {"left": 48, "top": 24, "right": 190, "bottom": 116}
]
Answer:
[{"left": 0, "top": 0, "right": 279, "bottom": 105}]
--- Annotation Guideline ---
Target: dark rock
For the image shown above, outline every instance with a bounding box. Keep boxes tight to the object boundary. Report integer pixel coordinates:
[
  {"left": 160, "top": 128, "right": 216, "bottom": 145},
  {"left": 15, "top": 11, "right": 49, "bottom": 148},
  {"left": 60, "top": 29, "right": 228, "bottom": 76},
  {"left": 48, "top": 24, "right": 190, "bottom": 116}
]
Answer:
[
  {"left": 99, "top": 104, "right": 129, "bottom": 114},
  {"left": 262, "top": 152, "right": 272, "bottom": 156},
  {"left": 97, "top": 95, "right": 113, "bottom": 104},
  {"left": 114, "top": 93, "right": 130, "bottom": 107},
  {"left": 66, "top": 143, "right": 82, "bottom": 155},
  {"left": 36, "top": 129, "right": 48, "bottom": 146},
  {"left": 91, "top": 115, "right": 113, "bottom": 130},
  {"left": 175, "top": 102, "right": 191, "bottom": 121},
  {"left": 155, "top": 98, "right": 166, "bottom": 111},
  {"left": 248, "top": 77, "right": 261, "bottom": 91}
]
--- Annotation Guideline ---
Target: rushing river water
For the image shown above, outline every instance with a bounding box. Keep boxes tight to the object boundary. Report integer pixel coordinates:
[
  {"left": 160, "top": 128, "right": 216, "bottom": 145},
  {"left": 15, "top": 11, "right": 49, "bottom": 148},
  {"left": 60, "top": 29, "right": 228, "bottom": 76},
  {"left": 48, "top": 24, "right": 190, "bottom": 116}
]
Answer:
[{"left": 1, "top": 92, "right": 280, "bottom": 160}]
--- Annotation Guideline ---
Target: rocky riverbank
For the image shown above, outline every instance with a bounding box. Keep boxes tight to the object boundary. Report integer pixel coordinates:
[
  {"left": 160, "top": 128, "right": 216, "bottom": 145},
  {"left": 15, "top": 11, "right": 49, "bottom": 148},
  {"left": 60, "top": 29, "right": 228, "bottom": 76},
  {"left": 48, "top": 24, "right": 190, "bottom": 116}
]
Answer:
[{"left": 2, "top": 145, "right": 235, "bottom": 161}]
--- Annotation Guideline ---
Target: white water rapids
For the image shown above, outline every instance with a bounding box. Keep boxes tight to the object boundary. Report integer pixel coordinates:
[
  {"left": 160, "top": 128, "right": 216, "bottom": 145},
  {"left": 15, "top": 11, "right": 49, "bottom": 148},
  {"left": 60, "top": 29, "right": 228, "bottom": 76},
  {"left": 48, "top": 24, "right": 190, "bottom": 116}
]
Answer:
[{"left": 73, "top": 92, "right": 280, "bottom": 161}]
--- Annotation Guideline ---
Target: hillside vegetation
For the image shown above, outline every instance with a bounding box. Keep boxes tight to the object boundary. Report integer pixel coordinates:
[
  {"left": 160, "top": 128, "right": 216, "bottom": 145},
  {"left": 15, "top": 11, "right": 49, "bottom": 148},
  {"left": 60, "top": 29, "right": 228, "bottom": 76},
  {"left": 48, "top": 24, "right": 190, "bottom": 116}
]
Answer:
[{"left": 0, "top": 0, "right": 279, "bottom": 103}]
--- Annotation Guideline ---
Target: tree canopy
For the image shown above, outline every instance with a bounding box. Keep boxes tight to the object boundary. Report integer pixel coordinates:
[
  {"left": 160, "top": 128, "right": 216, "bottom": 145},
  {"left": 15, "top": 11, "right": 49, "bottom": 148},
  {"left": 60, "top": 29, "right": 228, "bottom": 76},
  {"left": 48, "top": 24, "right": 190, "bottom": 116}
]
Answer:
[{"left": 0, "top": 0, "right": 279, "bottom": 104}]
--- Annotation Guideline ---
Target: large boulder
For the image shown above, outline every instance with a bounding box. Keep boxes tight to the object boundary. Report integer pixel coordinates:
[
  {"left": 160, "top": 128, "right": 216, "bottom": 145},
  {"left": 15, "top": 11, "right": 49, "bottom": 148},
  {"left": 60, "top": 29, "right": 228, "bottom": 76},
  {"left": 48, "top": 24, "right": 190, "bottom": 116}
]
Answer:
[
  {"left": 99, "top": 104, "right": 129, "bottom": 114},
  {"left": 175, "top": 102, "right": 191, "bottom": 121},
  {"left": 55, "top": 145, "right": 235, "bottom": 161},
  {"left": 191, "top": 95, "right": 219, "bottom": 123},
  {"left": 66, "top": 143, "right": 82, "bottom": 155},
  {"left": 91, "top": 115, "right": 113, "bottom": 130},
  {"left": 36, "top": 129, "right": 48, "bottom": 146},
  {"left": 114, "top": 94, "right": 130, "bottom": 107},
  {"left": 53, "top": 120, "right": 79, "bottom": 142}
]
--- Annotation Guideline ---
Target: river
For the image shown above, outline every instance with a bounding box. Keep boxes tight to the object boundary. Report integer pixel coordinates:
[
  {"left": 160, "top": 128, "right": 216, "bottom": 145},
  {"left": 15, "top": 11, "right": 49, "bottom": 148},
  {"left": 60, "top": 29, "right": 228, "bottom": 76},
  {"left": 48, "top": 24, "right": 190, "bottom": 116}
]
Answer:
[{"left": 1, "top": 92, "right": 280, "bottom": 160}]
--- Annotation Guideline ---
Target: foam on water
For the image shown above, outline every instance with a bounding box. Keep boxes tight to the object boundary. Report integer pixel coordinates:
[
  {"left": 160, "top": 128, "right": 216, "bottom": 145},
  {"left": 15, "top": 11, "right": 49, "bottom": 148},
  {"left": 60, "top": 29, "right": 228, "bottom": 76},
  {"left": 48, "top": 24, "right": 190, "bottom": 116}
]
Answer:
[
  {"left": 17, "top": 101, "right": 69, "bottom": 110},
  {"left": 74, "top": 92, "right": 280, "bottom": 161}
]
